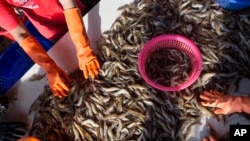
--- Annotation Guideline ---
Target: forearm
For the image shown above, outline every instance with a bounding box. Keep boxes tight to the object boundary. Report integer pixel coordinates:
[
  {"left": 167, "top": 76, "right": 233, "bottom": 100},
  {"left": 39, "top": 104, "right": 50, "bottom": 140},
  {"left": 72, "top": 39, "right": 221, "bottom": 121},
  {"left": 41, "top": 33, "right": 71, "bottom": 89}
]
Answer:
[
  {"left": 62, "top": 0, "right": 88, "bottom": 46},
  {"left": 59, "top": 0, "right": 77, "bottom": 10},
  {"left": 9, "top": 23, "right": 30, "bottom": 42},
  {"left": 238, "top": 96, "right": 250, "bottom": 114},
  {"left": 0, "top": 0, "right": 29, "bottom": 42}
]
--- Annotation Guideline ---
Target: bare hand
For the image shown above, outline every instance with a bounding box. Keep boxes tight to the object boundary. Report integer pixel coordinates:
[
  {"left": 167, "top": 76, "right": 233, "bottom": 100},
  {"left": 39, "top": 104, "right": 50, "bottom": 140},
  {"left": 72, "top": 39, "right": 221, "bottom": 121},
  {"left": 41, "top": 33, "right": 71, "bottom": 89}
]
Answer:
[{"left": 199, "top": 90, "right": 241, "bottom": 114}]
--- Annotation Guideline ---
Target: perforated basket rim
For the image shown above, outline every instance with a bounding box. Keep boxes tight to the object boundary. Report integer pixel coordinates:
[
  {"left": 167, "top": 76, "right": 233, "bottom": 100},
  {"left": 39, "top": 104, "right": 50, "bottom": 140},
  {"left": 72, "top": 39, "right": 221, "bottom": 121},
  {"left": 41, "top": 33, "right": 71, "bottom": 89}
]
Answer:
[
  {"left": 138, "top": 34, "right": 202, "bottom": 91},
  {"left": 217, "top": 0, "right": 250, "bottom": 5},
  {"left": 216, "top": 0, "right": 250, "bottom": 10}
]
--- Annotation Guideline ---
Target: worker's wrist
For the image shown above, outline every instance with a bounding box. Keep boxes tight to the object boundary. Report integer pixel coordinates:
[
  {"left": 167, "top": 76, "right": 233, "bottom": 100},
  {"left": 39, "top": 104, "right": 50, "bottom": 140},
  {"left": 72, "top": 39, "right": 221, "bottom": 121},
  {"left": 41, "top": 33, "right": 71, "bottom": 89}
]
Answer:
[
  {"left": 59, "top": 0, "right": 77, "bottom": 10},
  {"left": 237, "top": 96, "right": 250, "bottom": 114},
  {"left": 233, "top": 96, "right": 243, "bottom": 113}
]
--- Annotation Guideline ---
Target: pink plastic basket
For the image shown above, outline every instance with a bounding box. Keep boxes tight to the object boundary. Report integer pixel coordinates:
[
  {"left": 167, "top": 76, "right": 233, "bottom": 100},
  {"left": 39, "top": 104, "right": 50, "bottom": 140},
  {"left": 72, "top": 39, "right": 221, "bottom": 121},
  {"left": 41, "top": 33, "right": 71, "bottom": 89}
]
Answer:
[{"left": 138, "top": 34, "right": 202, "bottom": 91}]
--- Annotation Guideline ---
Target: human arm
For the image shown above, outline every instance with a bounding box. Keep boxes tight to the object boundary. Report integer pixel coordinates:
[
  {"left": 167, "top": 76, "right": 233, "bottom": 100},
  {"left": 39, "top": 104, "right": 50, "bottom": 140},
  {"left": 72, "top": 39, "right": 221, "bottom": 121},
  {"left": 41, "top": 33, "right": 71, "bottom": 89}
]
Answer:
[
  {"left": 0, "top": 1, "right": 27, "bottom": 41},
  {"left": 202, "top": 135, "right": 217, "bottom": 141},
  {"left": 59, "top": 0, "right": 77, "bottom": 10},
  {"left": 0, "top": 2, "right": 70, "bottom": 98},
  {"left": 199, "top": 90, "right": 250, "bottom": 114},
  {"left": 59, "top": 0, "right": 100, "bottom": 79}
]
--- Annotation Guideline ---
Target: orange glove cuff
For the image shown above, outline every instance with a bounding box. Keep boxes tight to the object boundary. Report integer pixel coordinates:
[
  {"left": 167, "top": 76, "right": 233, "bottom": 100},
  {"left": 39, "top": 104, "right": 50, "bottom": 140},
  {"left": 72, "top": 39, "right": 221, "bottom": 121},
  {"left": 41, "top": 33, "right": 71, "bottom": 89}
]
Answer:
[
  {"left": 17, "top": 137, "right": 40, "bottom": 141},
  {"left": 63, "top": 8, "right": 89, "bottom": 49},
  {"left": 19, "top": 36, "right": 55, "bottom": 70},
  {"left": 19, "top": 36, "right": 44, "bottom": 55}
]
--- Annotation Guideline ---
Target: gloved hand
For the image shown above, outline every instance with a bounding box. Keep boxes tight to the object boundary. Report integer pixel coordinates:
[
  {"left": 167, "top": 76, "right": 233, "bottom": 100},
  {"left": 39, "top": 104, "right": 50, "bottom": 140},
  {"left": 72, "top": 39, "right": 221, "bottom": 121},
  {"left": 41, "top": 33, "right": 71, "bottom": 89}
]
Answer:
[
  {"left": 19, "top": 36, "right": 71, "bottom": 98},
  {"left": 199, "top": 90, "right": 242, "bottom": 114},
  {"left": 202, "top": 135, "right": 217, "bottom": 141},
  {"left": 17, "top": 136, "right": 40, "bottom": 141},
  {"left": 64, "top": 8, "right": 100, "bottom": 79},
  {"left": 0, "top": 121, "right": 26, "bottom": 141}
]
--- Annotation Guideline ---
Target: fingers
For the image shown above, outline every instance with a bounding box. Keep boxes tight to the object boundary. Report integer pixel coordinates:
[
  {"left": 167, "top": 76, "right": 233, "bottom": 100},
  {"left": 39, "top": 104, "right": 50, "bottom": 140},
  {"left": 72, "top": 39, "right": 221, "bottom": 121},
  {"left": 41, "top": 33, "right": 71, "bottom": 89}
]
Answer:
[
  {"left": 94, "top": 59, "right": 100, "bottom": 70},
  {"left": 200, "top": 101, "right": 217, "bottom": 107},
  {"left": 200, "top": 91, "right": 219, "bottom": 99},
  {"left": 203, "top": 135, "right": 216, "bottom": 141},
  {"left": 200, "top": 91, "right": 230, "bottom": 115},
  {"left": 200, "top": 93, "right": 216, "bottom": 107},
  {"left": 199, "top": 91, "right": 223, "bottom": 107},
  {"left": 199, "top": 92, "right": 212, "bottom": 101},
  {"left": 200, "top": 98, "right": 226, "bottom": 115},
  {"left": 202, "top": 137, "right": 209, "bottom": 141},
  {"left": 52, "top": 83, "right": 70, "bottom": 99},
  {"left": 208, "top": 135, "right": 216, "bottom": 141},
  {"left": 89, "top": 60, "right": 99, "bottom": 78},
  {"left": 92, "top": 60, "right": 100, "bottom": 75},
  {"left": 46, "top": 67, "right": 71, "bottom": 99},
  {"left": 214, "top": 108, "right": 225, "bottom": 115},
  {"left": 59, "top": 82, "right": 70, "bottom": 92},
  {"left": 84, "top": 60, "right": 100, "bottom": 79},
  {"left": 88, "top": 62, "right": 95, "bottom": 79},
  {"left": 83, "top": 65, "right": 88, "bottom": 79},
  {"left": 52, "top": 89, "right": 62, "bottom": 99}
]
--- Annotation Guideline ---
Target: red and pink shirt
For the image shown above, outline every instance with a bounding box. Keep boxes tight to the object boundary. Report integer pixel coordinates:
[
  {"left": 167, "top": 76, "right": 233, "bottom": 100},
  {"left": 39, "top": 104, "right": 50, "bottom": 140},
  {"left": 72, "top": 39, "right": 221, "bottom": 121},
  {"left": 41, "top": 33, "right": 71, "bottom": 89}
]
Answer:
[{"left": 0, "top": 0, "right": 85, "bottom": 41}]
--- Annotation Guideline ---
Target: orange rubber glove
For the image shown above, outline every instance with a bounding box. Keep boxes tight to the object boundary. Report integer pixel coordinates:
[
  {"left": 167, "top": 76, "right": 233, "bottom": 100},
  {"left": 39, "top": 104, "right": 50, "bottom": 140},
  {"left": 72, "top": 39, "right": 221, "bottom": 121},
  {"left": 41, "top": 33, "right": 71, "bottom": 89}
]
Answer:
[
  {"left": 64, "top": 8, "right": 100, "bottom": 79},
  {"left": 19, "top": 36, "right": 71, "bottom": 98},
  {"left": 199, "top": 90, "right": 244, "bottom": 114},
  {"left": 17, "top": 137, "right": 40, "bottom": 141}
]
